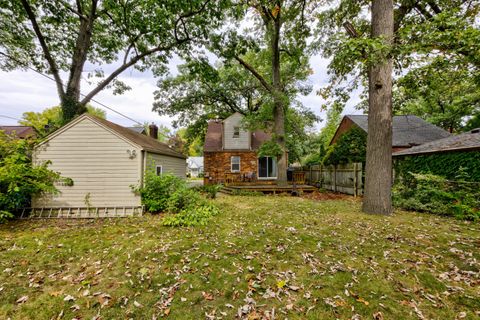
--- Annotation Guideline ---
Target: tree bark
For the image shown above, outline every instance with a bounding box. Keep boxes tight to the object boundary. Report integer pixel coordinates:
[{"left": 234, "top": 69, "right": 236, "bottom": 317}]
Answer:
[
  {"left": 362, "top": 0, "right": 394, "bottom": 215},
  {"left": 271, "top": 4, "right": 287, "bottom": 185}
]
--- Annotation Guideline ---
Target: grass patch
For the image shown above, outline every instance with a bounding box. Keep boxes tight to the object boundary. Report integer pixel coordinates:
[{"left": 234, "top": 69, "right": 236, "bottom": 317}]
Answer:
[{"left": 0, "top": 196, "right": 479, "bottom": 319}]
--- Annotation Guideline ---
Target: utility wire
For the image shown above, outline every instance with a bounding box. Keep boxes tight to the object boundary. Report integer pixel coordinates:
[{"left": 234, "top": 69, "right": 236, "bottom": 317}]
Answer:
[
  {"left": 0, "top": 115, "right": 22, "bottom": 121},
  {"left": 0, "top": 52, "right": 143, "bottom": 125}
]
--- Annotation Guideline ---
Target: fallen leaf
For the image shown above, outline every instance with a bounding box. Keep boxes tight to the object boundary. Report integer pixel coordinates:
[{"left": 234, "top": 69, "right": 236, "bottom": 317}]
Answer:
[{"left": 16, "top": 296, "right": 28, "bottom": 304}]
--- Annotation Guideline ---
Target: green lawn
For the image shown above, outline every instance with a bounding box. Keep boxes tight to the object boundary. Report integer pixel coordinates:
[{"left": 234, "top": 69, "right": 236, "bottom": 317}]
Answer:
[{"left": 0, "top": 196, "right": 479, "bottom": 319}]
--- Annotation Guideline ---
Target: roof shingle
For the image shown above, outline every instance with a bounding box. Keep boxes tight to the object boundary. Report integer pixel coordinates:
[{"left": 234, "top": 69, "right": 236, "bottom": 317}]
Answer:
[
  {"left": 393, "top": 130, "right": 480, "bottom": 156},
  {"left": 346, "top": 115, "right": 451, "bottom": 147}
]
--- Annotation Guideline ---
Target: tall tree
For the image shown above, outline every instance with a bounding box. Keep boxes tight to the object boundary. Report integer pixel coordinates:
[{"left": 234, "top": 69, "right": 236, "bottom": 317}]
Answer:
[
  {"left": 0, "top": 0, "right": 226, "bottom": 122},
  {"left": 362, "top": 0, "right": 394, "bottom": 215},
  {"left": 206, "top": 0, "right": 317, "bottom": 184},
  {"left": 315, "top": 0, "right": 479, "bottom": 213}
]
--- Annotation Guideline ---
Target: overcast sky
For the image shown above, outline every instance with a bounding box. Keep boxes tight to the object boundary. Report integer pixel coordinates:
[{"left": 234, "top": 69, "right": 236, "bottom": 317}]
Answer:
[{"left": 0, "top": 53, "right": 362, "bottom": 131}]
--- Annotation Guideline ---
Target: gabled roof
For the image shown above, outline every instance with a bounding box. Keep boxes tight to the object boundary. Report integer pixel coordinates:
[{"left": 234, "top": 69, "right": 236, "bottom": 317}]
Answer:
[
  {"left": 337, "top": 115, "right": 450, "bottom": 147},
  {"left": 0, "top": 125, "right": 35, "bottom": 138},
  {"left": 203, "top": 117, "right": 271, "bottom": 152},
  {"left": 393, "top": 129, "right": 480, "bottom": 156},
  {"left": 187, "top": 157, "right": 204, "bottom": 169},
  {"left": 38, "top": 114, "right": 186, "bottom": 159}
]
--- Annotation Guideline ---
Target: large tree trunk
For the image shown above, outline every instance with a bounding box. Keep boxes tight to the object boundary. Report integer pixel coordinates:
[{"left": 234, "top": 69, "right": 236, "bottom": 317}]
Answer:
[
  {"left": 362, "top": 0, "right": 394, "bottom": 215},
  {"left": 271, "top": 5, "right": 287, "bottom": 185},
  {"left": 62, "top": 0, "right": 98, "bottom": 123}
]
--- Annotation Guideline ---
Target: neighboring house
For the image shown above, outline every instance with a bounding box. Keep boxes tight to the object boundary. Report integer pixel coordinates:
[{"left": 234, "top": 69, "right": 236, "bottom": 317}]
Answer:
[
  {"left": 0, "top": 125, "right": 36, "bottom": 139},
  {"left": 203, "top": 112, "right": 273, "bottom": 185},
  {"left": 331, "top": 115, "right": 451, "bottom": 152},
  {"left": 33, "top": 114, "right": 186, "bottom": 212},
  {"left": 187, "top": 156, "right": 204, "bottom": 177}
]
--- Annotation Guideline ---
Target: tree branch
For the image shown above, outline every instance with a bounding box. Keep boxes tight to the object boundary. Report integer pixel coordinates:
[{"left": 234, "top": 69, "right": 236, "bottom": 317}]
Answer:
[
  {"left": 20, "top": 0, "right": 65, "bottom": 97},
  {"left": 58, "top": 0, "right": 86, "bottom": 19},
  {"left": 81, "top": 40, "right": 189, "bottom": 105},
  {"left": 234, "top": 56, "right": 273, "bottom": 93}
]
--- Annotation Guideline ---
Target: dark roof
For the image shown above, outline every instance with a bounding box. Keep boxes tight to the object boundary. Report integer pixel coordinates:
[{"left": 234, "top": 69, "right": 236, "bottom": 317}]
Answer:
[
  {"left": 393, "top": 130, "right": 480, "bottom": 156},
  {"left": 0, "top": 125, "right": 35, "bottom": 138},
  {"left": 87, "top": 115, "right": 186, "bottom": 159},
  {"left": 203, "top": 119, "right": 271, "bottom": 152},
  {"left": 126, "top": 126, "right": 146, "bottom": 134},
  {"left": 346, "top": 115, "right": 451, "bottom": 147},
  {"left": 204, "top": 120, "right": 223, "bottom": 152}
]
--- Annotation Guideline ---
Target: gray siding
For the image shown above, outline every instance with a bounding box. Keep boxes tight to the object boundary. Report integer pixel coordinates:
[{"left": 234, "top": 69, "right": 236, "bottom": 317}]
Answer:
[
  {"left": 147, "top": 152, "right": 186, "bottom": 179},
  {"left": 33, "top": 117, "right": 142, "bottom": 207},
  {"left": 223, "top": 113, "right": 250, "bottom": 150}
]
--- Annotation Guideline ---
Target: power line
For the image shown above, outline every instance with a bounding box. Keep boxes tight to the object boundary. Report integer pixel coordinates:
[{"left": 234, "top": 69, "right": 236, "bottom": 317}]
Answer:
[
  {"left": 0, "top": 115, "right": 21, "bottom": 121},
  {"left": 0, "top": 51, "right": 143, "bottom": 125}
]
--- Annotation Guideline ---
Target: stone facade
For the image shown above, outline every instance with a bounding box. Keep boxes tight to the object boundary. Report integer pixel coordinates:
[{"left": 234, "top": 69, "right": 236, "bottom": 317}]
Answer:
[{"left": 204, "top": 151, "right": 259, "bottom": 185}]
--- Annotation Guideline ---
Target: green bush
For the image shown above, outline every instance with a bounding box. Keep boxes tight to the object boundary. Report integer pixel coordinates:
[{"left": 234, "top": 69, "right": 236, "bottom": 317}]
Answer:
[
  {"left": 133, "top": 172, "right": 185, "bottom": 213},
  {"left": 133, "top": 172, "right": 220, "bottom": 227},
  {"left": 393, "top": 172, "right": 480, "bottom": 221},
  {"left": 194, "top": 184, "right": 222, "bottom": 199},
  {"left": 0, "top": 131, "right": 60, "bottom": 221}
]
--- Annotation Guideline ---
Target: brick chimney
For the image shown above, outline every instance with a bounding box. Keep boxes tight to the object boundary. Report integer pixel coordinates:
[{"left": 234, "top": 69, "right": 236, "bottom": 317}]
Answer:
[{"left": 148, "top": 123, "right": 158, "bottom": 140}]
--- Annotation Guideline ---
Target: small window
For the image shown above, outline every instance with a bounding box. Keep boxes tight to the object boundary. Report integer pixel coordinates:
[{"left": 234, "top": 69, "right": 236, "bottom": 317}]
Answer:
[
  {"left": 233, "top": 126, "right": 240, "bottom": 138},
  {"left": 156, "top": 165, "right": 163, "bottom": 176},
  {"left": 231, "top": 156, "right": 240, "bottom": 172}
]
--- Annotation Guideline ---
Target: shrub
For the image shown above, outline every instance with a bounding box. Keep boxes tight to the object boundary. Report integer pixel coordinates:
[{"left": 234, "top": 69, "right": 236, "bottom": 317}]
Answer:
[
  {"left": 133, "top": 172, "right": 220, "bottom": 227},
  {"left": 194, "top": 184, "right": 222, "bottom": 199},
  {"left": 393, "top": 172, "right": 480, "bottom": 221},
  {"left": 0, "top": 132, "right": 60, "bottom": 221},
  {"left": 133, "top": 172, "right": 185, "bottom": 213}
]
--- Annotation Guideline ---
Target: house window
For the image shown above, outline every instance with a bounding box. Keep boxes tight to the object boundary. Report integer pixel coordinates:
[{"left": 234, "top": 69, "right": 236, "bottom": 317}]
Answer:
[
  {"left": 231, "top": 156, "right": 241, "bottom": 172},
  {"left": 233, "top": 126, "right": 240, "bottom": 138},
  {"left": 156, "top": 165, "right": 163, "bottom": 176},
  {"left": 258, "top": 157, "right": 277, "bottom": 179}
]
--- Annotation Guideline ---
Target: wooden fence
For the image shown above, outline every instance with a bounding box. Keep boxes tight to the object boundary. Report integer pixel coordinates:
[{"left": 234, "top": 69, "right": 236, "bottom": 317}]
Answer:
[{"left": 303, "top": 163, "right": 363, "bottom": 196}]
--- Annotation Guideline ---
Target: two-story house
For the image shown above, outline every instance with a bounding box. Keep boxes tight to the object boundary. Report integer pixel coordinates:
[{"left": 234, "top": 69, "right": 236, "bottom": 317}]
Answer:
[{"left": 203, "top": 113, "right": 276, "bottom": 185}]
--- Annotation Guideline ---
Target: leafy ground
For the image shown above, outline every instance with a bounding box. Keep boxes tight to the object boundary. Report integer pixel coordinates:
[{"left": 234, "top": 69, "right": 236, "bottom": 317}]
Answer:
[{"left": 0, "top": 195, "right": 479, "bottom": 319}]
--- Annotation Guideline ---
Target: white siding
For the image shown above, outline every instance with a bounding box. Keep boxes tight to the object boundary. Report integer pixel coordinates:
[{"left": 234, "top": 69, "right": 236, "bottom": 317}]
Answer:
[
  {"left": 147, "top": 152, "right": 186, "bottom": 179},
  {"left": 223, "top": 113, "right": 250, "bottom": 150},
  {"left": 33, "top": 118, "right": 142, "bottom": 207}
]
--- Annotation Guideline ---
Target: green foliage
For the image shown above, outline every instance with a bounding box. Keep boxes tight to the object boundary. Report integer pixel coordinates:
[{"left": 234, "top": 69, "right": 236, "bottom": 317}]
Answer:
[
  {"left": 133, "top": 172, "right": 220, "bottom": 227},
  {"left": 194, "top": 184, "right": 222, "bottom": 199},
  {"left": 0, "top": 0, "right": 229, "bottom": 121},
  {"left": 395, "top": 152, "right": 480, "bottom": 182},
  {"left": 393, "top": 172, "right": 480, "bottom": 221},
  {"left": 162, "top": 203, "right": 220, "bottom": 227},
  {"left": 258, "top": 139, "right": 283, "bottom": 158},
  {"left": 323, "top": 127, "right": 366, "bottom": 165},
  {"left": 394, "top": 57, "right": 479, "bottom": 132},
  {"left": 0, "top": 132, "right": 60, "bottom": 221},
  {"left": 133, "top": 172, "right": 185, "bottom": 213},
  {"left": 315, "top": 1, "right": 480, "bottom": 130}
]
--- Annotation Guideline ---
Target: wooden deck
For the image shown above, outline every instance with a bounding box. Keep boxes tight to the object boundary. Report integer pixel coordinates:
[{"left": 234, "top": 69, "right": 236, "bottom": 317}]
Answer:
[{"left": 221, "top": 184, "right": 317, "bottom": 194}]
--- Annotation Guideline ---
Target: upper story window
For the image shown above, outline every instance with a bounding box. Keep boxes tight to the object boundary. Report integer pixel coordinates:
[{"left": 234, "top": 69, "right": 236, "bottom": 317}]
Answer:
[
  {"left": 233, "top": 126, "right": 240, "bottom": 138},
  {"left": 156, "top": 165, "right": 163, "bottom": 176}
]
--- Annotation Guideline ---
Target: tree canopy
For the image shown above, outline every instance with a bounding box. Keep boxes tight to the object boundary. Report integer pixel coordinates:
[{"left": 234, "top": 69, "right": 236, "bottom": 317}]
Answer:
[{"left": 0, "top": 0, "right": 228, "bottom": 122}]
